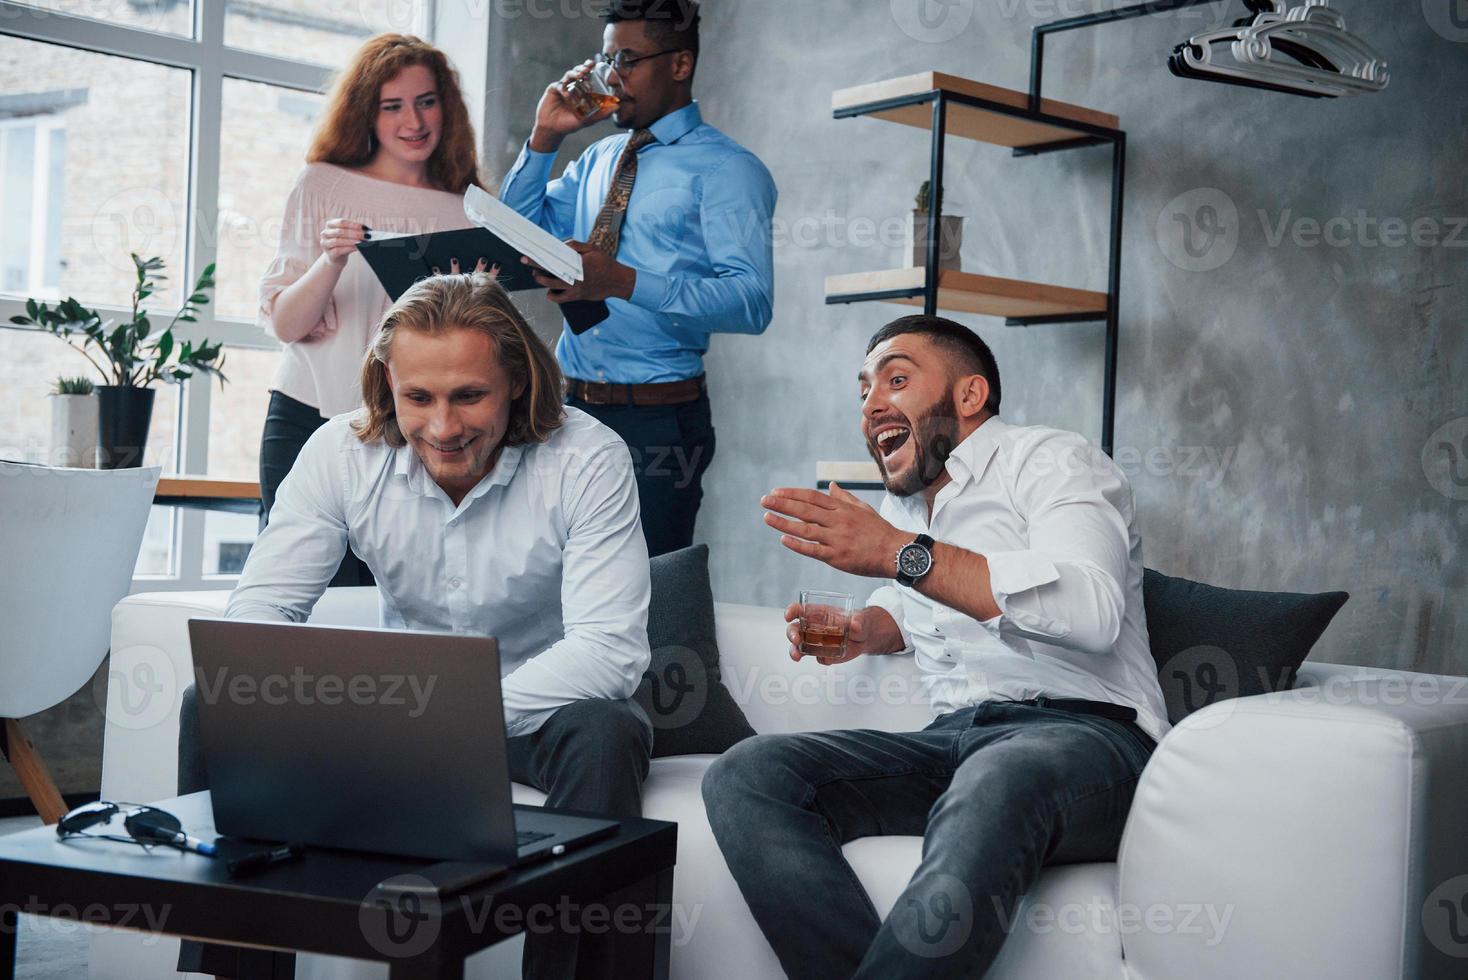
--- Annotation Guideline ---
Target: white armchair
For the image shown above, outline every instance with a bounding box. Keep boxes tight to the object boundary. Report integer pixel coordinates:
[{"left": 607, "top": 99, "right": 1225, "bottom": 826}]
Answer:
[
  {"left": 1119, "top": 664, "right": 1468, "bottom": 979},
  {"left": 0, "top": 461, "right": 158, "bottom": 824}
]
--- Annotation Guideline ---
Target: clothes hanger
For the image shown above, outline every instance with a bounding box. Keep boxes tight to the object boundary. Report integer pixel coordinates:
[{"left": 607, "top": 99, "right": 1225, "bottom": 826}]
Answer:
[{"left": 1168, "top": 0, "right": 1389, "bottom": 98}]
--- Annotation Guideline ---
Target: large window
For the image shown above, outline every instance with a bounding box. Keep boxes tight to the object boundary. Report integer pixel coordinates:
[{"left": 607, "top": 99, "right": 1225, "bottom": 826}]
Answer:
[
  {"left": 0, "top": 0, "right": 434, "bottom": 589},
  {"left": 7, "top": 1, "right": 195, "bottom": 37},
  {"left": 0, "top": 326, "right": 180, "bottom": 575},
  {"left": 0, "top": 327, "right": 179, "bottom": 472},
  {"left": 215, "top": 77, "right": 326, "bottom": 320},
  {"left": 0, "top": 114, "right": 65, "bottom": 296},
  {"left": 225, "top": 0, "right": 429, "bottom": 68},
  {"left": 207, "top": 345, "right": 279, "bottom": 480},
  {"left": 0, "top": 37, "right": 192, "bottom": 307}
]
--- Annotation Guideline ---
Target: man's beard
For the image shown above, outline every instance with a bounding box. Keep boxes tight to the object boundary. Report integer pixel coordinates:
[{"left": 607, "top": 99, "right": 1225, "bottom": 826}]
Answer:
[{"left": 868, "top": 395, "right": 960, "bottom": 498}]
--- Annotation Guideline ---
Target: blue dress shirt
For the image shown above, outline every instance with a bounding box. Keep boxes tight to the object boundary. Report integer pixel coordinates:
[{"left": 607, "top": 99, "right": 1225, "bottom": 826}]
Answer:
[{"left": 499, "top": 101, "right": 777, "bottom": 384}]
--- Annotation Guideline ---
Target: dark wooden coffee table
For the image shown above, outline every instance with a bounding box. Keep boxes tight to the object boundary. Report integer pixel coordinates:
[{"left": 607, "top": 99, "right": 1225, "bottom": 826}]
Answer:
[{"left": 0, "top": 792, "right": 676, "bottom": 979}]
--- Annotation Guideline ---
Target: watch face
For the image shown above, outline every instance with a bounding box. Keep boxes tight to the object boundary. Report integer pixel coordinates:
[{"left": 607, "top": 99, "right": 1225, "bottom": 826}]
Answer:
[{"left": 897, "top": 544, "right": 931, "bottom": 579}]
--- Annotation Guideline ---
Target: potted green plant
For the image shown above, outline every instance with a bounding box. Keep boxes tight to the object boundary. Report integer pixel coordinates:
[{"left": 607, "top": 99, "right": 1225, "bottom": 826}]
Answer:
[
  {"left": 11, "top": 254, "right": 227, "bottom": 468},
  {"left": 909, "top": 179, "right": 963, "bottom": 271},
  {"left": 49, "top": 375, "right": 98, "bottom": 468}
]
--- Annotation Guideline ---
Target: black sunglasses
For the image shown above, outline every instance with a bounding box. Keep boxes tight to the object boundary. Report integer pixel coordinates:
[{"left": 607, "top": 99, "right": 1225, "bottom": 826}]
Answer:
[{"left": 56, "top": 801, "right": 188, "bottom": 850}]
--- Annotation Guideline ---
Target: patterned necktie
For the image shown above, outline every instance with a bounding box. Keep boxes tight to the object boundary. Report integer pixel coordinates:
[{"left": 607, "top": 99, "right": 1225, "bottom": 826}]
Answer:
[{"left": 587, "top": 128, "right": 656, "bottom": 255}]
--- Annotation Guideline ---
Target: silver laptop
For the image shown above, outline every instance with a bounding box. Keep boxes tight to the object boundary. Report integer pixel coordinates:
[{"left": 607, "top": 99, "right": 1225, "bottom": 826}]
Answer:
[{"left": 187, "top": 618, "right": 618, "bottom": 868}]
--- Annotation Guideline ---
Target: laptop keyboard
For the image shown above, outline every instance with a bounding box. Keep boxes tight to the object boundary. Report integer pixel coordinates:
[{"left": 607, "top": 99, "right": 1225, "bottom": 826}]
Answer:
[{"left": 516, "top": 828, "right": 554, "bottom": 848}]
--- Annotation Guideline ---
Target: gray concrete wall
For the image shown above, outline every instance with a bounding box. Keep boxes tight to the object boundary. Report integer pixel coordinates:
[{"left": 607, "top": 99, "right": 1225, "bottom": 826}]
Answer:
[
  {"left": 499, "top": 1, "right": 1465, "bottom": 676},
  {"left": 482, "top": 10, "right": 608, "bottom": 339}
]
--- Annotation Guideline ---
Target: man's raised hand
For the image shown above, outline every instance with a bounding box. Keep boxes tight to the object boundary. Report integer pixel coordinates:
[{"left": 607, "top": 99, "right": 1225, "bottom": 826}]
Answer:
[
  {"left": 762, "top": 483, "right": 909, "bottom": 579},
  {"left": 529, "top": 61, "right": 615, "bottom": 152}
]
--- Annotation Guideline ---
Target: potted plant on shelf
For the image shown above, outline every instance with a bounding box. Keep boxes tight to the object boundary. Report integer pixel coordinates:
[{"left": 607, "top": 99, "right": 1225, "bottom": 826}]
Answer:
[
  {"left": 10, "top": 254, "right": 228, "bottom": 468},
  {"left": 48, "top": 376, "right": 98, "bottom": 468},
  {"left": 909, "top": 179, "right": 963, "bottom": 271}
]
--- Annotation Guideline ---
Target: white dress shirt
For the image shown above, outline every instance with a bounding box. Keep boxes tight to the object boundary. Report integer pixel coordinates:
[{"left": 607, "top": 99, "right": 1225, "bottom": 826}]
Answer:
[
  {"left": 227, "top": 406, "right": 651, "bottom": 737},
  {"left": 866, "top": 416, "right": 1170, "bottom": 742}
]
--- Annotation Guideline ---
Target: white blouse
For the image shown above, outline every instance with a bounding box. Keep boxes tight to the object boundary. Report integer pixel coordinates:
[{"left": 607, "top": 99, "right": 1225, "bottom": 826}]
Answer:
[{"left": 260, "top": 162, "right": 471, "bottom": 417}]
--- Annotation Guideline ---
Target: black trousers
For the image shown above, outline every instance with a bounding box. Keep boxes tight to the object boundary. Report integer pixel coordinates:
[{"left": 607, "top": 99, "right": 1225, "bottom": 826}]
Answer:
[
  {"left": 506, "top": 698, "right": 653, "bottom": 980},
  {"left": 567, "top": 390, "right": 715, "bottom": 558},
  {"left": 176, "top": 688, "right": 652, "bottom": 979},
  {"left": 259, "top": 390, "right": 374, "bottom": 588}
]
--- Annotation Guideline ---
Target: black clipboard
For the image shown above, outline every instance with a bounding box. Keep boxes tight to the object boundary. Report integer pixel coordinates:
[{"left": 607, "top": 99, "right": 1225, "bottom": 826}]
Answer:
[{"left": 356, "top": 227, "right": 608, "bottom": 334}]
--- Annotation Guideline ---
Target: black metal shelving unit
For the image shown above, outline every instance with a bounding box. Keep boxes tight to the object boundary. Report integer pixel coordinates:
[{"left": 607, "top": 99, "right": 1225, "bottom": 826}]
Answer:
[
  {"left": 820, "top": 1, "right": 1257, "bottom": 495},
  {"left": 825, "top": 78, "right": 1124, "bottom": 459}
]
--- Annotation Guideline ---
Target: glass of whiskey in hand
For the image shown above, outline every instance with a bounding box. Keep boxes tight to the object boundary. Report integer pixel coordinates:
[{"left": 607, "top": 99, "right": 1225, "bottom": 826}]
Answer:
[
  {"left": 564, "top": 61, "right": 619, "bottom": 119},
  {"left": 798, "top": 591, "right": 854, "bottom": 659}
]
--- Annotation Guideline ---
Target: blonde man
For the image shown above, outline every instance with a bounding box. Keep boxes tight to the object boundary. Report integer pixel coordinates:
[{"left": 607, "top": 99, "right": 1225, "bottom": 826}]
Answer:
[
  {"left": 230, "top": 270, "right": 652, "bottom": 798},
  {"left": 179, "top": 274, "right": 652, "bottom": 978}
]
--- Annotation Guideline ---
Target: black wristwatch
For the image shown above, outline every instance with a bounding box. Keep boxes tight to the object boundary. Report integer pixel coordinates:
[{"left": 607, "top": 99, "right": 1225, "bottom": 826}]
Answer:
[{"left": 895, "top": 533, "right": 935, "bottom": 587}]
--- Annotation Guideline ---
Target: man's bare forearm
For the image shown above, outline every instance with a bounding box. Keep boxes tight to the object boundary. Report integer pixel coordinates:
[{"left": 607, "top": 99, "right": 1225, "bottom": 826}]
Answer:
[
  {"left": 858, "top": 605, "right": 908, "bottom": 655},
  {"left": 912, "top": 542, "right": 1002, "bottom": 623}
]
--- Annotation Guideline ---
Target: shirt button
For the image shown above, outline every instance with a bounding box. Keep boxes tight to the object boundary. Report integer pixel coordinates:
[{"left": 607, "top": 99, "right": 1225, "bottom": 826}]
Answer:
[
  {"left": 593, "top": 328, "right": 601, "bottom": 336},
  {"left": 449, "top": 577, "right": 462, "bottom": 589},
  {"left": 448, "top": 518, "right": 458, "bottom": 528}
]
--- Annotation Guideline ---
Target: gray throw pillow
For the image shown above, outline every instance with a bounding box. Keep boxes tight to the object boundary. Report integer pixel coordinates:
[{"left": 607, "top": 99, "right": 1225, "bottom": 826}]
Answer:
[
  {"left": 632, "top": 544, "right": 756, "bottom": 757},
  {"left": 1142, "top": 568, "right": 1348, "bottom": 724}
]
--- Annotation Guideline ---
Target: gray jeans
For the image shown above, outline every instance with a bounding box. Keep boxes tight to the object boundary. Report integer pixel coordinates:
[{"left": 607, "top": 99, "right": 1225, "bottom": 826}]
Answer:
[
  {"left": 701, "top": 700, "right": 1156, "bottom": 979},
  {"left": 176, "top": 687, "right": 653, "bottom": 979}
]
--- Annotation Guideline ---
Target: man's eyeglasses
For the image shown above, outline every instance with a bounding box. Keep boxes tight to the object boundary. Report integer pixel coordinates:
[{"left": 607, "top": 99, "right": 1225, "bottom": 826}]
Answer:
[
  {"left": 57, "top": 800, "right": 215, "bottom": 855},
  {"left": 594, "top": 48, "right": 682, "bottom": 73}
]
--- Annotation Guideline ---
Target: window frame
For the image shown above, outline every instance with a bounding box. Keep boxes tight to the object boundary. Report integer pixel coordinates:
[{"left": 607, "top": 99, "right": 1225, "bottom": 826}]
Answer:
[
  {"left": 0, "top": 0, "right": 437, "bottom": 591},
  {"left": 0, "top": 112, "right": 65, "bottom": 297}
]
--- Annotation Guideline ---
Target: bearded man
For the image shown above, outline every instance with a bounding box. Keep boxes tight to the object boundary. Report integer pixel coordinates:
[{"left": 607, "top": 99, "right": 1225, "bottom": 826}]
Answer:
[{"left": 702, "top": 314, "right": 1169, "bottom": 978}]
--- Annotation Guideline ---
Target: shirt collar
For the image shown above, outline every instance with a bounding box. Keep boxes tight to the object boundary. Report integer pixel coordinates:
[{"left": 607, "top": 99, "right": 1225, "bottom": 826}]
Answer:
[
  {"left": 892, "top": 415, "right": 1007, "bottom": 520},
  {"left": 944, "top": 415, "right": 1007, "bottom": 491},
  {"left": 393, "top": 439, "right": 527, "bottom": 505},
  {"left": 468, "top": 443, "right": 525, "bottom": 501},
  {"left": 647, "top": 101, "right": 702, "bottom": 146},
  {"left": 393, "top": 438, "right": 418, "bottom": 484}
]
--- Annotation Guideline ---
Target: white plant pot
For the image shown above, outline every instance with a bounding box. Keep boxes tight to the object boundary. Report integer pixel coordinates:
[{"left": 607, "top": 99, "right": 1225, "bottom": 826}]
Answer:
[
  {"left": 907, "top": 210, "right": 964, "bottom": 270},
  {"left": 49, "top": 392, "right": 99, "bottom": 467}
]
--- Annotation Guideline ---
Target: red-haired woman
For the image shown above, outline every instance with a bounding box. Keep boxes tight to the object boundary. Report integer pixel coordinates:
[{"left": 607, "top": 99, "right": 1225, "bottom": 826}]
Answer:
[{"left": 256, "top": 33, "right": 490, "bottom": 586}]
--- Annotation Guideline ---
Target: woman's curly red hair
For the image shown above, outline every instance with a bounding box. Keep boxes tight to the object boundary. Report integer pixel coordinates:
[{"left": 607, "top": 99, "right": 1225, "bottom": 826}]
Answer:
[{"left": 307, "top": 33, "right": 483, "bottom": 193}]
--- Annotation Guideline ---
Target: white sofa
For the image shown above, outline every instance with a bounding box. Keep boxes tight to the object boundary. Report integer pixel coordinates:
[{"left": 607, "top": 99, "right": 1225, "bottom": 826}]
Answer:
[{"left": 96, "top": 587, "right": 1468, "bottom": 979}]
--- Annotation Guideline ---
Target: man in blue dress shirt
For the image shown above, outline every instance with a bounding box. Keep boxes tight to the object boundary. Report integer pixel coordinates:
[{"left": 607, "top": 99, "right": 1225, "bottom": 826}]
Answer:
[{"left": 500, "top": 0, "right": 777, "bottom": 556}]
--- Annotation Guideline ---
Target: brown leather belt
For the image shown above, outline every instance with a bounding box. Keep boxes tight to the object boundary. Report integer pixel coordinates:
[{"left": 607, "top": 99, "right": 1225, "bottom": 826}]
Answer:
[{"left": 568, "top": 375, "right": 705, "bottom": 407}]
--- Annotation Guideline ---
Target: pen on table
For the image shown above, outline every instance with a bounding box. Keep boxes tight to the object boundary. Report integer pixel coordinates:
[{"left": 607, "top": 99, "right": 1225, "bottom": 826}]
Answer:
[
  {"left": 158, "top": 829, "right": 217, "bottom": 857},
  {"left": 227, "top": 843, "right": 305, "bottom": 876}
]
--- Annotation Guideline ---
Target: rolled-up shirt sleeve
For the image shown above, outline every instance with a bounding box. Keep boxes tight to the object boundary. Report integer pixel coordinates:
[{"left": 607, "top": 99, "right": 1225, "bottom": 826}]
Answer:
[
  {"left": 985, "top": 432, "right": 1132, "bottom": 656},
  {"left": 864, "top": 584, "right": 915, "bottom": 655},
  {"left": 226, "top": 422, "right": 351, "bottom": 623},
  {"left": 499, "top": 441, "right": 651, "bottom": 736}
]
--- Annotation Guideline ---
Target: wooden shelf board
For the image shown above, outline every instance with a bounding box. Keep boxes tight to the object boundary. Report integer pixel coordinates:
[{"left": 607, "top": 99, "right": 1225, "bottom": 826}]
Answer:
[
  {"left": 824, "top": 267, "right": 1107, "bottom": 320},
  {"left": 816, "top": 461, "right": 882, "bottom": 485},
  {"left": 155, "top": 476, "right": 261, "bottom": 500},
  {"left": 832, "top": 72, "right": 1119, "bottom": 149}
]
